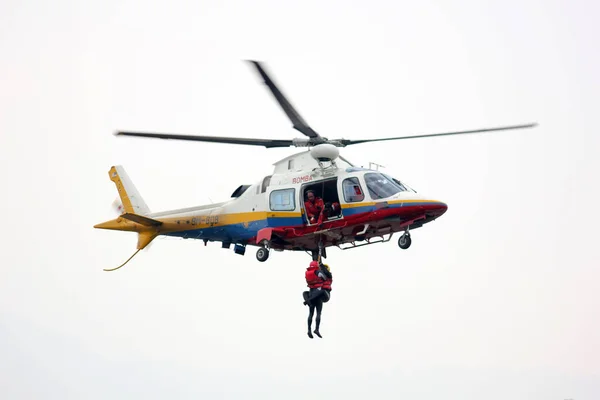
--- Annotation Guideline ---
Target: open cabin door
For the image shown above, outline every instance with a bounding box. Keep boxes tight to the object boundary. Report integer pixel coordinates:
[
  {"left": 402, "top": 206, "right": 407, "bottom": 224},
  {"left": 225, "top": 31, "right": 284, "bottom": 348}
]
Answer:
[{"left": 300, "top": 177, "right": 344, "bottom": 225}]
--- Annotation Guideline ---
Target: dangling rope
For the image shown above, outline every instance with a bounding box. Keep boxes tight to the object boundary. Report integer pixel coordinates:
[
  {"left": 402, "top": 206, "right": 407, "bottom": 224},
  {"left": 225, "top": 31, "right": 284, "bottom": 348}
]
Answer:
[
  {"left": 317, "top": 239, "right": 324, "bottom": 263},
  {"left": 104, "top": 249, "right": 141, "bottom": 272}
]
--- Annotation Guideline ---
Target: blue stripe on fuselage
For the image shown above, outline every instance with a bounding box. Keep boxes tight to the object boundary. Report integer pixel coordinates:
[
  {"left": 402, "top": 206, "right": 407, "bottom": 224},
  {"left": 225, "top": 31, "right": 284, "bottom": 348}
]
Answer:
[
  {"left": 340, "top": 205, "right": 375, "bottom": 216},
  {"left": 163, "top": 216, "right": 304, "bottom": 242}
]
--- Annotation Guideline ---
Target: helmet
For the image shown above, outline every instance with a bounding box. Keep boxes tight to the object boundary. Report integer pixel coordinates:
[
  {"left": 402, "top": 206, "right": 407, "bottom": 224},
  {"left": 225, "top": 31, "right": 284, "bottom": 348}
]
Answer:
[{"left": 322, "top": 263, "right": 330, "bottom": 272}]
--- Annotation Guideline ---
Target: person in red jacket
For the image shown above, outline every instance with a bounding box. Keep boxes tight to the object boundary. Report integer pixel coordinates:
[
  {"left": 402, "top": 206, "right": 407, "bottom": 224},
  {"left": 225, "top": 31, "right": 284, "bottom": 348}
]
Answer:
[
  {"left": 304, "top": 190, "right": 324, "bottom": 224},
  {"left": 320, "top": 263, "right": 333, "bottom": 301},
  {"left": 322, "top": 201, "right": 341, "bottom": 220},
  {"left": 302, "top": 260, "right": 332, "bottom": 338}
]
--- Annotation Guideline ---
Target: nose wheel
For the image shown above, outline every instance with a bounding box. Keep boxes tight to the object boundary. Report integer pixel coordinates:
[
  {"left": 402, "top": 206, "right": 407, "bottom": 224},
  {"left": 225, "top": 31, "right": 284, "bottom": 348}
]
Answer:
[
  {"left": 398, "top": 232, "right": 411, "bottom": 249},
  {"left": 256, "top": 247, "right": 270, "bottom": 262}
]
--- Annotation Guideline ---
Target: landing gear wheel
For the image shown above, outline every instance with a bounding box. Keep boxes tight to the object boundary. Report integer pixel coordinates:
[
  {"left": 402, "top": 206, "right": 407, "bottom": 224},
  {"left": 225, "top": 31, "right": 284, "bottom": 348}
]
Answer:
[
  {"left": 398, "top": 234, "right": 412, "bottom": 249},
  {"left": 256, "top": 247, "right": 270, "bottom": 262}
]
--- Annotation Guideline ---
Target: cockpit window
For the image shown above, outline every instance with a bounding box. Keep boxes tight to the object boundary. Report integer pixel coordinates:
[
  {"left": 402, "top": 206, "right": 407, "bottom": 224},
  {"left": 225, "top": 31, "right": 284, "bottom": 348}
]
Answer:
[
  {"left": 364, "top": 172, "right": 405, "bottom": 199},
  {"left": 381, "top": 173, "right": 409, "bottom": 192},
  {"left": 383, "top": 174, "right": 417, "bottom": 193}
]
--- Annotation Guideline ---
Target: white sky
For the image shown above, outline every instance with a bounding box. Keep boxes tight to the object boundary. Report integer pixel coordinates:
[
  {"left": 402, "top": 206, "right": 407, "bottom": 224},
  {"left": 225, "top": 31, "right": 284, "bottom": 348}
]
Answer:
[{"left": 1, "top": 0, "right": 599, "bottom": 399}]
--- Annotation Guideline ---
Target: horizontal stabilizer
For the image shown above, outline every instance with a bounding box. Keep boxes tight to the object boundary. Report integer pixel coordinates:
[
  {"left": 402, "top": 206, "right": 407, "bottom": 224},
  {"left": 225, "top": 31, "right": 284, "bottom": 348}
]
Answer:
[{"left": 121, "top": 213, "right": 162, "bottom": 227}]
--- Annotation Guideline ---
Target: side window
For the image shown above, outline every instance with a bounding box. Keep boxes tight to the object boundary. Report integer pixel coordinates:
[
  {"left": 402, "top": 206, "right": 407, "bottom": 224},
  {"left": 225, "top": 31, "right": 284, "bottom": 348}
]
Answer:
[
  {"left": 261, "top": 175, "right": 272, "bottom": 193},
  {"left": 342, "top": 177, "right": 365, "bottom": 203},
  {"left": 269, "top": 188, "right": 296, "bottom": 211}
]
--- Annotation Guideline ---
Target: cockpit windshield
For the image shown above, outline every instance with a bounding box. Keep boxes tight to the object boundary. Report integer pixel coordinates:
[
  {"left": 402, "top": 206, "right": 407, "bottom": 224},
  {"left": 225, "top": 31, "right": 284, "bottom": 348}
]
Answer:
[
  {"left": 364, "top": 172, "right": 415, "bottom": 199},
  {"left": 381, "top": 173, "right": 416, "bottom": 193}
]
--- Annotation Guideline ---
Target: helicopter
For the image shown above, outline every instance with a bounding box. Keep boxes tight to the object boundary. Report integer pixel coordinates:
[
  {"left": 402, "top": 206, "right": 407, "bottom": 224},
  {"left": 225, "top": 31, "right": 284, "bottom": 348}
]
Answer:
[{"left": 94, "top": 60, "right": 537, "bottom": 271}]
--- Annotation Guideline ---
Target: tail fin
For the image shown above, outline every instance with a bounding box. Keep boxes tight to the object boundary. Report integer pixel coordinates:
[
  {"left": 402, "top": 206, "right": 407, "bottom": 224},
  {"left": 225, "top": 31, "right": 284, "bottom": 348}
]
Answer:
[
  {"left": 95, "top": 166, "right": 159, "bottom": 272},
  {"left": 109, "top": 165, "right": 150, "bottom": 215}
]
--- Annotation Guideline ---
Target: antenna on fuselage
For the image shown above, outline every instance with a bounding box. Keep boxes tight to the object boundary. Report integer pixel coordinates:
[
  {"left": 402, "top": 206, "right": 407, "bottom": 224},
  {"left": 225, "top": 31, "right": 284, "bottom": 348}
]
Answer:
[{"left": 369, "top": 162, "right": 385, "bottom": 171}]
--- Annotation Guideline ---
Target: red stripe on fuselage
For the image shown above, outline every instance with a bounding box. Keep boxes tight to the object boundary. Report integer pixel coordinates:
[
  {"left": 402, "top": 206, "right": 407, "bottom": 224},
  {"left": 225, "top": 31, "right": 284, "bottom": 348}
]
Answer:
[{"left": 250, "top": 202, "right": 447, "bottom": 250}]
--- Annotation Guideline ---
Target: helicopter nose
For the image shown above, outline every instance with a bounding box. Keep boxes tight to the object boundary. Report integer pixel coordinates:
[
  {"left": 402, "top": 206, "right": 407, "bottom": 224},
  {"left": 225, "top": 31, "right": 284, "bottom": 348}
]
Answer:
[{"left": 431, "top": 200, "right": 448, "bottom": 217}]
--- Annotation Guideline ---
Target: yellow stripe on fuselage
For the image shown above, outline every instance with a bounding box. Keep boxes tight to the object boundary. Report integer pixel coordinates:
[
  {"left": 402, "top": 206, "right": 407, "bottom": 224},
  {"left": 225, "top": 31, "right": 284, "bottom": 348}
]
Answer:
[
  {"left": 387, "top": 199, "right": 443, "bottom": 205},
  {"left": 155, "top": 211, "right": 301, "bottom": 232},
  {"left": 341, "top": 201, "right": 376, "bottom": 209}
]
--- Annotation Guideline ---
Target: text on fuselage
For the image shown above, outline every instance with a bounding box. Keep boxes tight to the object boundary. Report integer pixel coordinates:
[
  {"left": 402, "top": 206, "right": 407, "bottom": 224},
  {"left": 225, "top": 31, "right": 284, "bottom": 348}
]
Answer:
[{"left": 292, "top": 175, "right": 313, "bottom": 184}]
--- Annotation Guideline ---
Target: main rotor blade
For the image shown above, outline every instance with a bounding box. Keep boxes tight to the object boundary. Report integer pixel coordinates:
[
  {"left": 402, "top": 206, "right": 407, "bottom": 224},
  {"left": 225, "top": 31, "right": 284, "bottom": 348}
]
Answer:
[
  {"left": 247, "top": 60, "right": 320, "bottom": 139},
  {"left": 115, "top": 131, "right": 294, "bottom": 148},
  {"left": 339, "top": 123, "right": 538, "bottom": 146}
]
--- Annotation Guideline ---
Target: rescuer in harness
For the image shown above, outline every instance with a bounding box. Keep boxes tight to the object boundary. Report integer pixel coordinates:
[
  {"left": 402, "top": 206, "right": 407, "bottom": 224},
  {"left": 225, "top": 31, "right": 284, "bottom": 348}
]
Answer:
[
  {"left": 303, "top": 260, "right": 333, "bottom": 338},
  {"left": 321, "top": 263, "right": 333, "bottom": 297}
]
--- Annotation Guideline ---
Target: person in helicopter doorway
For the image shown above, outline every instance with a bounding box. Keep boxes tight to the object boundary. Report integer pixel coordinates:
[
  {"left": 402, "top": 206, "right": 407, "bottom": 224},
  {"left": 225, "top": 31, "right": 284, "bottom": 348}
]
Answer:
[
  {"left": 304, "top": 190, "right": 324, "bottom": 225},
  {"left": 303, "top": 260, "right": 333, "bottom": 338}
]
